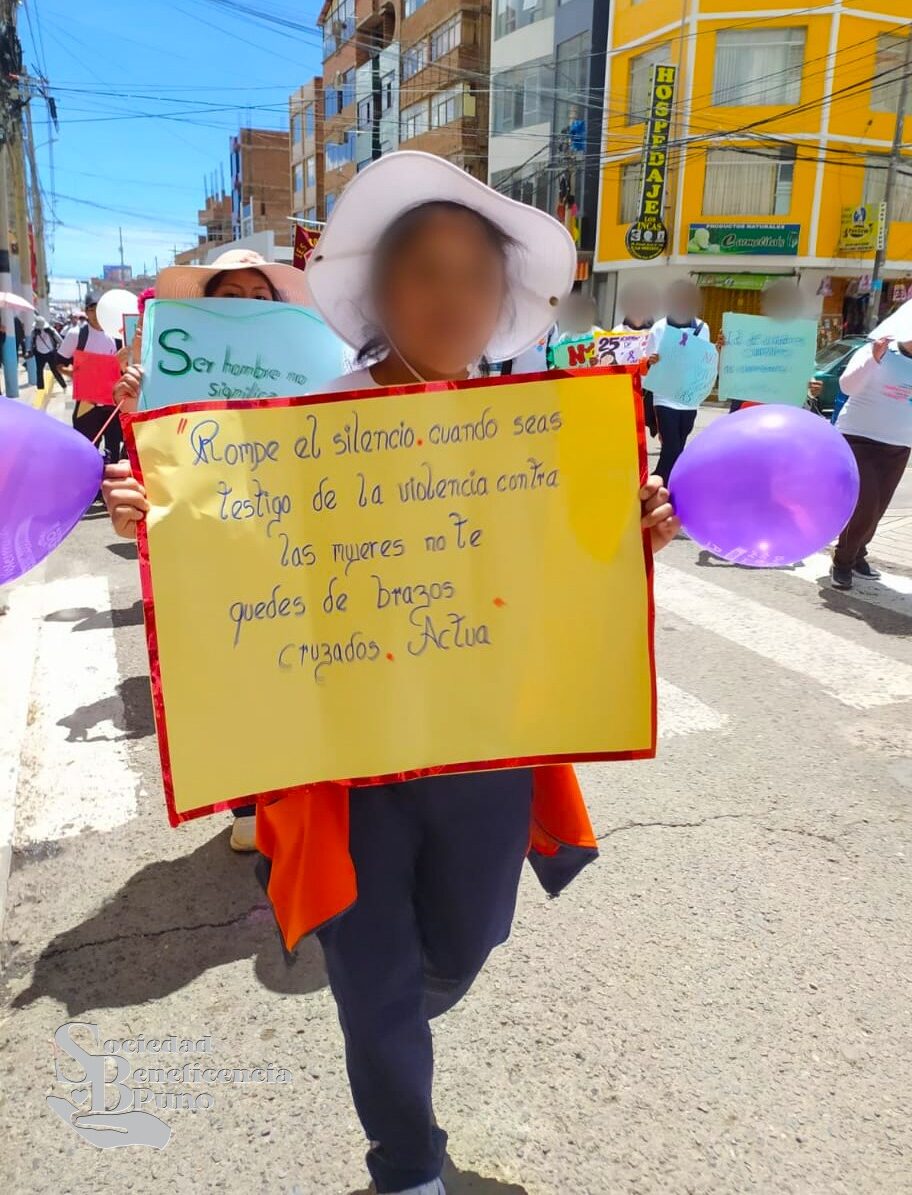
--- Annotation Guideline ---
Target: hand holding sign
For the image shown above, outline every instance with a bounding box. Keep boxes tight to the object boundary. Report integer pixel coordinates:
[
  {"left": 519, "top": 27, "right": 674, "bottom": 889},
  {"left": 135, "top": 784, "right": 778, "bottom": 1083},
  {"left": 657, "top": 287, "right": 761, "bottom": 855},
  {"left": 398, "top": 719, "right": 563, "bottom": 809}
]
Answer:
[{"left": 645, "top": 327, "right": 718, "bottom": 407}]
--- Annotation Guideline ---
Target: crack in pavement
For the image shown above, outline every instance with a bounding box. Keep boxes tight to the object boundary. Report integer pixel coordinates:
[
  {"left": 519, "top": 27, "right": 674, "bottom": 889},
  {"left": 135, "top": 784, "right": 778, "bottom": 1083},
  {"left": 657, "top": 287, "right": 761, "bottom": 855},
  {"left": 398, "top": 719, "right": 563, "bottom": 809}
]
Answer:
[{"left": 596, "top": 811, "right": 770, "bottom": 840}]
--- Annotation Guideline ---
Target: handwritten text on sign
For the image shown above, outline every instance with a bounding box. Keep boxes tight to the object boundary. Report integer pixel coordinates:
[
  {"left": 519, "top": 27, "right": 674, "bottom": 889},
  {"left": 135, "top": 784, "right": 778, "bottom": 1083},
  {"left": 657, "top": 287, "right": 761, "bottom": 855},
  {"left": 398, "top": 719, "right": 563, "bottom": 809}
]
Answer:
[
  {"left": 139, "top": 298, "right": 348, "bottom": 410},
  {"left": 645, "top": 327, "right": 719, "bottom": 408},
  {"left": 718, "top": 313, "right": 817, "bottom": 406},
  {"left": 126, "top": 373, "right": 655, "bottom": 821}
]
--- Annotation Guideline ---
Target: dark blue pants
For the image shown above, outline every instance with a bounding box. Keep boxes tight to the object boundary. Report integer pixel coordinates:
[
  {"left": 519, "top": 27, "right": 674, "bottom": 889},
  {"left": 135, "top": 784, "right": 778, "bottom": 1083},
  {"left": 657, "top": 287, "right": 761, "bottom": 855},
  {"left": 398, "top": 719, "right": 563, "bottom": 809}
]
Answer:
[
  {"left": 316, "top": 768, "right": 533, "bottom": 1194},
  {"left": 656, "top": 405, "right": 698, "bottom": 483}
]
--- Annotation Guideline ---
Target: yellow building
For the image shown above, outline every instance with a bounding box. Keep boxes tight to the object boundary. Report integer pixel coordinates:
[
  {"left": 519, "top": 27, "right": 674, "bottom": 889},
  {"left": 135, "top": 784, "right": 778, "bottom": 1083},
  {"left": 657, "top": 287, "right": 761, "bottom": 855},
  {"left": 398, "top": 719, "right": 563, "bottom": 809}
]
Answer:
[{"left": 594, "top": 1, "right": 912, "bottom": 338}]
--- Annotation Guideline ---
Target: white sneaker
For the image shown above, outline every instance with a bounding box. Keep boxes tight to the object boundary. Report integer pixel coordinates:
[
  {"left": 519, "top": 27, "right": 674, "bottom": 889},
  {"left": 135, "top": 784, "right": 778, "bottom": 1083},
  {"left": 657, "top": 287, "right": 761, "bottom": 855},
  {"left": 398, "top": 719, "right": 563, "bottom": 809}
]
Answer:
[{"left": 229, "top": 814, "right": 257, "bottom": 852}]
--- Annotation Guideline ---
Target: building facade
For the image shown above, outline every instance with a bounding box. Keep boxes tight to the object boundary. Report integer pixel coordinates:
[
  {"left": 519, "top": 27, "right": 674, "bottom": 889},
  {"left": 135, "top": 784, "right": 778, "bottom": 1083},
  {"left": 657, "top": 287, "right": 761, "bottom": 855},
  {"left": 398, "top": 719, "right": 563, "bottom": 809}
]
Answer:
[
  {"left": 230, "top": 127, "right": 292, "bottom": 244},
  {"left": 595, "top": 1, "right": 912, "bottom": 336},
  {"left": 317, "top": 0, "right": 491, "bottom": 216},
  {"left": 174, "top": 192, "right": 233, "bottom": 267},
  {"left": 290, "top": 79, "right": 324, "bottom": 224},
  {"left": 487, "top": 0, "right": 609, "bottom": 278}
]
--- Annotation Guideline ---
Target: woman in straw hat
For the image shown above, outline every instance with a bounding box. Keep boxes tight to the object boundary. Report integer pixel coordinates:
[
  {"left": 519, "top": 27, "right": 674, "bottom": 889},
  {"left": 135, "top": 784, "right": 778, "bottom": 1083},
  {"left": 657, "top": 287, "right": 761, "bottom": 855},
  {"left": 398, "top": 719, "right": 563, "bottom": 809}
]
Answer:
[
  {"left": 105, "top": 250, "right": 312, "bottom": 853},
  {"left": 105, "top": 152, "right": 678, "bottom": 1195}
]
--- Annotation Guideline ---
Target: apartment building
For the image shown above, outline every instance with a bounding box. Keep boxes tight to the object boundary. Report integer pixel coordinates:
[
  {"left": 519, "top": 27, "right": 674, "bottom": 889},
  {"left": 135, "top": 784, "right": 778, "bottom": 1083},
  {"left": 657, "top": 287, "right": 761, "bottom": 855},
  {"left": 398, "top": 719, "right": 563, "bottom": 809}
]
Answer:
[
  {"left": 174, "top": 191, "right": 233, "bottom": 267},
  {"left": 230, "top": 127, "right": 292, "bottom": 244},
  {"left": 487, "top": 0, "right": 609, "bottom": 278},
  {"left": 595, "top": 1, "right": 912, "bottom": 335},
  {"left": 290, "top": 79, "right": 324, "bottom": 223},
  {"left": 317, "top": 0, "right": 491, "bottom": 215}
]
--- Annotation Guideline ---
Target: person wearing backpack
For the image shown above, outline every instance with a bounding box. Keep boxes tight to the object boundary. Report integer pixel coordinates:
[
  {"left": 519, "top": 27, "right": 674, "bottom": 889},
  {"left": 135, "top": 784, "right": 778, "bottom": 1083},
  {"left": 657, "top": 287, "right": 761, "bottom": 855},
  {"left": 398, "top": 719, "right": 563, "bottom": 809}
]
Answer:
[
  {"left": 27, "top": 317, "right": 68, "bottom": 400},
  {"left": 645, "top": 280, "right": 711, "bottom": 481},
  {"left": 55, "top": 292, "right": 121, "bottom": 462}
]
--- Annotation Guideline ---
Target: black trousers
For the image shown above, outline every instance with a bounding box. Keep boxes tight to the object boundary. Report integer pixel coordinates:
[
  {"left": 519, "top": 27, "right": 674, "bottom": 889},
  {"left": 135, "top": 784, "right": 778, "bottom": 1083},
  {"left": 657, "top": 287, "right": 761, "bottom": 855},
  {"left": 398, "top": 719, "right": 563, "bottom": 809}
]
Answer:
[
  {"left": 73, "top": 404, "right": 123, "bottom": 464},
  {"left": 316, "top": 769, "right": 533, "bottom": 1193},
  {"left": 656, "top": 405, "right": 698, "bottom": 483},
  {"left": 833, "top": 435, "right": 910, "bottom": 569},
  {"left": 35, "top": 351, "right": 67, "bottom": 390}
]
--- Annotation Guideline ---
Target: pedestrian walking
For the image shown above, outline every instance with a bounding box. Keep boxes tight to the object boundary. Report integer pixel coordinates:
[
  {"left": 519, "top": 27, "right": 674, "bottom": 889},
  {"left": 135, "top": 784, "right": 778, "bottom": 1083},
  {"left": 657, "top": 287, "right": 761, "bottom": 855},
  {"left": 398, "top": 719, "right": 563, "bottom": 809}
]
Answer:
[
  {"left": 614, "top": 282, "right": 657, "bottom": 435},
  {"left": 55, "top": 293, "right": 122, "bottom": 464},
  {"left": 830, "top": 333, "right": 912, "bottom": 589},
  {"left": 645, "top": 281, "right": 711, "bottom": 481},
  {"left": 102, "top": 151, "right": 680, "bottom": 1195},
  {"left": 27, "top": 317, "right": 68, "bottom": 401}
]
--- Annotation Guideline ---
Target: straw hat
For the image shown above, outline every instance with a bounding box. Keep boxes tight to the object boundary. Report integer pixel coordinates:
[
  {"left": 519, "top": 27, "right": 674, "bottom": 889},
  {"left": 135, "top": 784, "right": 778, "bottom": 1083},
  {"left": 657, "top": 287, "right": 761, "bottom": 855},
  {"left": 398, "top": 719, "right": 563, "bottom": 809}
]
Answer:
[
  {"left": 305, "top": 151, "right": 577, "bottom": 363},
  {"left": 155, "top": 249, "right": 311, "bottom": 305}
]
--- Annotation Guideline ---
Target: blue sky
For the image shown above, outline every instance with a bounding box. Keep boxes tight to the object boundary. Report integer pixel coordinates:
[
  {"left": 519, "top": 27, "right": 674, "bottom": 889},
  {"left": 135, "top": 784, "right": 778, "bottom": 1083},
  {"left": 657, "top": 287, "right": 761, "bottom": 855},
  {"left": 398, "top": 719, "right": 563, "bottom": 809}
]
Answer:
[{"left": 20, "top": 0, "right": 324, "bottom": 281}]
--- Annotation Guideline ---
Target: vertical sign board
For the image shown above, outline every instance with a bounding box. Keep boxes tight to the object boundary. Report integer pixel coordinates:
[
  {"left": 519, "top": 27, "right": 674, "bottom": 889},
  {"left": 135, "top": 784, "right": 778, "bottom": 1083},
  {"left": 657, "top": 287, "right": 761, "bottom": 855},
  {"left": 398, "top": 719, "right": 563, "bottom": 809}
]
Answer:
[{"left": 625, "top": 65, "right": 677, "bottom": 262}]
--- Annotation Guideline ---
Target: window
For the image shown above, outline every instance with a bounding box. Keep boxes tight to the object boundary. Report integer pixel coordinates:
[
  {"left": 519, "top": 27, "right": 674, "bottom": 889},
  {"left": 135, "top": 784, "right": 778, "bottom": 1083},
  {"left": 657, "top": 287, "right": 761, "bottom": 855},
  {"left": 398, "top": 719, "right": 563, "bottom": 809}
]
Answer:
[
  {"left": 871, "top": 34, "right": 910, "bottom": 113},
  {"left": 305, "top": 155, "right": 316, "bottom": 188},
  {"left": 492, "top": 166, "right": 550, "bottom": 214},
  {"left": 326, "top": 192, "right": 337, "bottom": 216},
  {"left": 495, "top": 0, "right": 556, "bottom": 40},
  {"left": 304, "top": 206, "right": 317, "bottom": 223},
  {"left": 863, "top": 156, "right": 912, "bottom": 221},
  {"left": 293, "top": 163, "right": 304, "bottom": 194},
  {"left": 325, "top": 130, "right": 356, "bottom": 172},
  {"left": 713, "top": 28, "right": 805, "bottom": 106},
  {"left": 404, "top": 0, "right": 428, "bottom": 13},
  {"left": 401, "top": 100, "right": 429, "bottom": 141},
  {"left": 432, "top": 86, "right": 464, "bottom": 128},
  {"left": 556, "top": 32, "right": 589, "bottom": 137},
  {"left": 702, "top": 147, "right": 796, "bottom": 216},
  {"left": 627, "top": 42, "right": 672, "bottom": 123},
  {"left": 492, "top": 60, "right": 554, "bottom": 133},
  {"left": 322, "top": 0, "right": 354, "bottom": 58},
  {"left": 304, "top": 104, "right": 315, "bottom": 137},
  {"left": 431, "top": 15, "right": 461, "bottom": 61},
  {"left": 291, "top": 112, "right": 302, "bottom": 146},
  {"left": 357, "top": 97, "right": 373, "bottom": 131},
  {"left": 403, "top": 42, "right": 427, "bottom": 80},
  {"left": 620, "top": 162, "right": 642, "bottom": 222},
  {"left": 381, "top": 72, "right": 395, "bottom": 111},
  {"left": 325, "top": 68, "right": 356, "bottom": 117}
]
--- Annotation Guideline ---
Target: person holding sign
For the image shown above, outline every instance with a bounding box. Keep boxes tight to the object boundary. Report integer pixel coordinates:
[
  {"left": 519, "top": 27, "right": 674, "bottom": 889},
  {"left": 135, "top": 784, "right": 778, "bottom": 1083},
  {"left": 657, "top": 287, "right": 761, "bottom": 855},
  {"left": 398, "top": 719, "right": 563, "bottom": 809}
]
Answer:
[
  {"left": 107, "top": 151, "right": 679, "bottom": 1195},
  {"left": 644, "top": 281, "right": 712, "bottom": 481}
]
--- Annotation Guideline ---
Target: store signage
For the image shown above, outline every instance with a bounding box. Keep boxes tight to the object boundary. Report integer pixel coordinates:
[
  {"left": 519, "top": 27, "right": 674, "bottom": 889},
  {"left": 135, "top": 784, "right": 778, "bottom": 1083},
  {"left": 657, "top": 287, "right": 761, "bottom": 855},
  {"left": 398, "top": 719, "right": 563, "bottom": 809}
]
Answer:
[
  {"left": 686, "top": 223, "right": 800, "bottom": 256},
  {"left": 695, "top": 273, "right": 783, "bottom": 291},
  {"left": 625, "top": 64, "right": 677, "bottom": 262},
  {"left": 837, "top": 204, "right": 886, "bottom": 254}
]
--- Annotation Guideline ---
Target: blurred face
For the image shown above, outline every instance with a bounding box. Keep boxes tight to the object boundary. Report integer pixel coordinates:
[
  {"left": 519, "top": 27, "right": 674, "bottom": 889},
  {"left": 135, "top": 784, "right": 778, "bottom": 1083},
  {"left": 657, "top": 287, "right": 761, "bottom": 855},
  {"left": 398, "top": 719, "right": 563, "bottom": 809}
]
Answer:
[
  {"left": 619, "top": 282, "right": 657, "bottom": 326},
  {"left": 762, "top": 282, "right": 804, "bottom": 320},
  {"left": 85, "top": 304, "right": 101, "bottom": 330},
  {"left": 559, "top": 294, "right": 597, "bottom": 335},
  {"left": 668, "top": 283, "right": 700, "bottom": 323},
  {"left": 209, "top": 268, "right": 275, "bottom": 300},
  {"left": 374, "top": 209, "right": 506, "bottom": 378}
]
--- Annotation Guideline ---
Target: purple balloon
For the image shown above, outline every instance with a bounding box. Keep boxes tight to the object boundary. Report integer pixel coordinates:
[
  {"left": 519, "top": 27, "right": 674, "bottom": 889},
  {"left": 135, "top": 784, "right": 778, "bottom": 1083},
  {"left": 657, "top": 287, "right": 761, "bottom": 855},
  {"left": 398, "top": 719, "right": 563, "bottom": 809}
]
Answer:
[
  {"left": 0, "top": 398, "right": 104, "bottom": 585},
  {"left": 669, "top": 405, "right": 860, "bottom": 567}
]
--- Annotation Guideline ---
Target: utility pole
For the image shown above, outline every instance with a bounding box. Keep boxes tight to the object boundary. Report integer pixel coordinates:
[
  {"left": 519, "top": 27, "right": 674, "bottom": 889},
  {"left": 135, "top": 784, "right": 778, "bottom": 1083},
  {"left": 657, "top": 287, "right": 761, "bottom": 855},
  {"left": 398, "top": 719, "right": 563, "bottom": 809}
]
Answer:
[
  {"left": 23, "top": 98, "right": 48, "bottom": 312},
  {"left": 0, "top": 0, "right": 20, "bottom": 395},
  {"left": 118, "top": 225, "right": 125, "bottom": 275},
  {"left": 10, "top": 130, "right": 33, "bottom": 309},
  {"left": 868, "top": 25, "right": 912, "bottom": 331}
]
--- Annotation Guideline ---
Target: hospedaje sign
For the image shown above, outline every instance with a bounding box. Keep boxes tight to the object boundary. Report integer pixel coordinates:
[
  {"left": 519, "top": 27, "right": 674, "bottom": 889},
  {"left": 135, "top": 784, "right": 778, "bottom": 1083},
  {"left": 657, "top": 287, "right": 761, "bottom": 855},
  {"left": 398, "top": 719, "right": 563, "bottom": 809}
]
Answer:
[
  {"left": 686, "top": 223, "right": 801, "bottom": 255},
  {"left": 625, "top": 64, "right": 677, "bottom": 261},
  {"left": 837, "top": 204, "right": 886, "bottom": 254}
]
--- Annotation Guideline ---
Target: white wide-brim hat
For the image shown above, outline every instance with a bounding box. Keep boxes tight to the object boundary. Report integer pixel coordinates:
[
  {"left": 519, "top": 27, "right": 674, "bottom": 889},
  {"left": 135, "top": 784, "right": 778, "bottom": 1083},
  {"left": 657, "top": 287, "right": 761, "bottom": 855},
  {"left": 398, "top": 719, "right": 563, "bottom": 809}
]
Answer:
[
  {"left": 871, "top": 297, "right": 912, "bottom": 341},
  {"left": 305, "top": 151, "right": 577, "bottom": 363},
  {"left": 156, "top": 249, "right": 312, "bottom": 305}
]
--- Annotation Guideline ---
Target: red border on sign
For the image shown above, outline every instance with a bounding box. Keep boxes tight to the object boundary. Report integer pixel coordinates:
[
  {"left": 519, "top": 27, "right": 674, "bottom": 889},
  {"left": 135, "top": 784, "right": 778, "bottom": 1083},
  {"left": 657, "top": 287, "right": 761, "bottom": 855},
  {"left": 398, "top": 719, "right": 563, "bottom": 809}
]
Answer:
[{"left": 122, "top": 366, "right": 656, "bottom": 827}]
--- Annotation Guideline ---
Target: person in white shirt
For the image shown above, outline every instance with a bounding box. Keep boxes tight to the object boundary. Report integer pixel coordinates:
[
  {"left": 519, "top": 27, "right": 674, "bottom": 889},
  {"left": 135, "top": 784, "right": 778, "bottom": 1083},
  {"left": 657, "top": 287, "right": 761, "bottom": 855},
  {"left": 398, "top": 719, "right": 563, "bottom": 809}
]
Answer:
[
  {"left": 830, "top": 333, "right": 912, "bottom": 589},
  {"left": 55, "top": 292, "right": 121, "bottom": 460},
  {"left": 101, "top": 150, "right": 680, "bottom": 1195},
  {"left": 27, "top": 317, "right": 68, "bottom": 400},
  {"left": 645, "top": 280, "right": 712, "bottom": 481}
]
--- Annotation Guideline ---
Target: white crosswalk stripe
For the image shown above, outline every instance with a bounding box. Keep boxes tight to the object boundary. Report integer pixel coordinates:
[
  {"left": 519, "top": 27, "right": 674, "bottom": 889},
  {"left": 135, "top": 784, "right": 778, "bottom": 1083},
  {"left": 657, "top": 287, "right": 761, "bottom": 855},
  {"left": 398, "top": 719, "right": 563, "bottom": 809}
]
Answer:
[
  {"left": 656, "top": 677, "right": 729, "bottom": 738},
  {"left": 789, "top": 552, "right": 912, "bottom": 619},
  {"left": 8, "top": 576, "right": 140, "bottom": 846},
  {"left": 655, "top": 562, "right": 912, "bottom": 711}
]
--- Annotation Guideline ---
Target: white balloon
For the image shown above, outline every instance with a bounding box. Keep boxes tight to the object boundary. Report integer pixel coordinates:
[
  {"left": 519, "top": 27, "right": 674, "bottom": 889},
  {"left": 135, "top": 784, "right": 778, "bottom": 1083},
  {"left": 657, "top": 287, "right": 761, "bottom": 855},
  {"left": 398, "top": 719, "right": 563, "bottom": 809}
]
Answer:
[{"left": 96, "top": 288, "right": 139, "bottom": 338}]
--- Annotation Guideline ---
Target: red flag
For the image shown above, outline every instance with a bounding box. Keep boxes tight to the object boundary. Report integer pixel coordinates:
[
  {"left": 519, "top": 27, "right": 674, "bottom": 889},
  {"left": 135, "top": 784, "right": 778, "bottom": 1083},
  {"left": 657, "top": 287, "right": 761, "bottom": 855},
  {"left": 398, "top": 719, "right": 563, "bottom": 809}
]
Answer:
[
  {"left": 293, "top": 224, "right": 319, "bottom": 270},
  {"left": 73, "top": 351, "right": 121, "bottom": 406}
]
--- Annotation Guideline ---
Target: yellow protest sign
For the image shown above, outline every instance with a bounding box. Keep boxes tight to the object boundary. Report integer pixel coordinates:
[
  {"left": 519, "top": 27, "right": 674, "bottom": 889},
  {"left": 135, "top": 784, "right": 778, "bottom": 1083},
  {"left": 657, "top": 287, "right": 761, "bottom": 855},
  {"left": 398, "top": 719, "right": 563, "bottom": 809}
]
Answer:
[{"left": 125, "top": 371, "right": 656, "bottom": 823}]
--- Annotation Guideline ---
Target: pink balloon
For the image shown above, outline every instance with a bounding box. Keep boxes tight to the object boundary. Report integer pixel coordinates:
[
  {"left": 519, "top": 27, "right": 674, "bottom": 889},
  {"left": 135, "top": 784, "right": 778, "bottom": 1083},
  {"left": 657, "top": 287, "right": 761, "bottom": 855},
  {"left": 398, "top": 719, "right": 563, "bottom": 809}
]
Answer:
[{"left": 0, "top": 399, "right": 104, "bottom": 584}]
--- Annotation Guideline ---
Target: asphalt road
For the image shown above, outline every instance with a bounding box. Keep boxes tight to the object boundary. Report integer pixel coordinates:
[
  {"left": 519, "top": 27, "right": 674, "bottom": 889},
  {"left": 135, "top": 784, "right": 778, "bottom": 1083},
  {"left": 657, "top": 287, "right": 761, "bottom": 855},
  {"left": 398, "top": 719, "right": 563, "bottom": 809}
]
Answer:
[{"left": 1, "top": 422, "right": 911, "bottom": 1195}]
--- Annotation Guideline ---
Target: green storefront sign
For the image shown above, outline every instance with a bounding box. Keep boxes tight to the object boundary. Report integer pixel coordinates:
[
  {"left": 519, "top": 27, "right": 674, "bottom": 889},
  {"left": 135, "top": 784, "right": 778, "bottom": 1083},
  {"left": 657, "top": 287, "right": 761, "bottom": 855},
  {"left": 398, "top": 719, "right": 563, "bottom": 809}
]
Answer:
[{"left": 687, "top": 223, "right": 801, "bottom": 256}]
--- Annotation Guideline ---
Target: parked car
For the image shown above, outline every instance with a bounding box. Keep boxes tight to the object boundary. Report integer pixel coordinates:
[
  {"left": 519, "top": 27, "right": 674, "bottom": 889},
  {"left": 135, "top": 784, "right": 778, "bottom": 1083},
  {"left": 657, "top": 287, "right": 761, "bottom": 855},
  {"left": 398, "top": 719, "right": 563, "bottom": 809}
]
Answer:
[{"left": 812, "top": 336, "right": 867, "bottom": 417}]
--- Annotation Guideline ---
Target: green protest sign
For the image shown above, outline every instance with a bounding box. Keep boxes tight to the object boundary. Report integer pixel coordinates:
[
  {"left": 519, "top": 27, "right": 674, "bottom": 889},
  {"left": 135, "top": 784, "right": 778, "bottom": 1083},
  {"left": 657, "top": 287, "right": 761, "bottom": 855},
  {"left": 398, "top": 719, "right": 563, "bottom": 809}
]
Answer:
[
  {"left": 719, "top": 313, "right": 817, "bottom": 406},
  {"left": 140, "top": 298, "right": 348, "bottom": 410}
]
